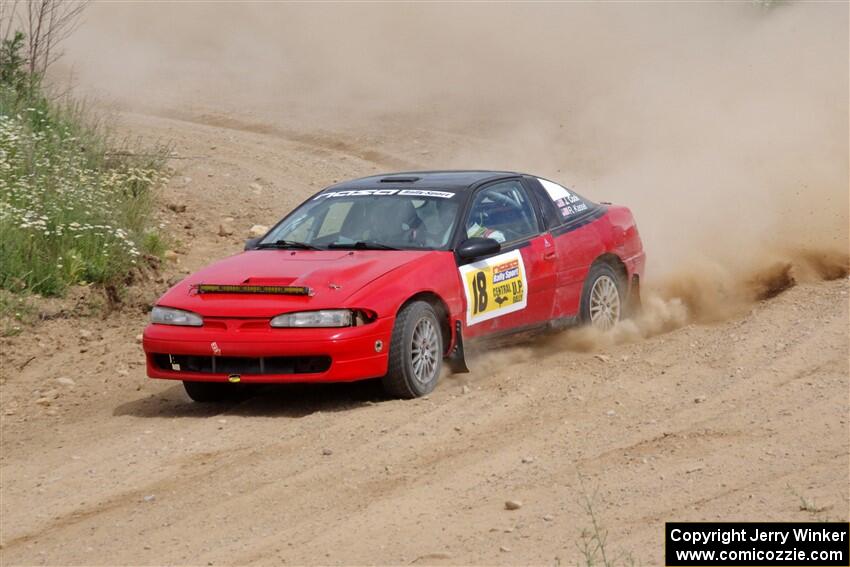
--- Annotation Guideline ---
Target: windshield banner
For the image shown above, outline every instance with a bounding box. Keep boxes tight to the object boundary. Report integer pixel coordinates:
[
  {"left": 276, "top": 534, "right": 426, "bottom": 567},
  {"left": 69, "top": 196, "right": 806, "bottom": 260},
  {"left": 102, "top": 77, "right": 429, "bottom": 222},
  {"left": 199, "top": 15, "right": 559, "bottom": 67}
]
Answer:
[{"left": 313, "top": 189, "right": 455, "bottom": 200}]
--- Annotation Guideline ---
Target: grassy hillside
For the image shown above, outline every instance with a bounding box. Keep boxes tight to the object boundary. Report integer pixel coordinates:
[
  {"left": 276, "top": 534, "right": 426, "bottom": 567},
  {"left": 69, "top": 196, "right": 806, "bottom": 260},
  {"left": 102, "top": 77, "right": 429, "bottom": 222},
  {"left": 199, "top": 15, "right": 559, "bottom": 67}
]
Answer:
[{"left": 0, "top": 32, "right": 168, "bottom": 297}]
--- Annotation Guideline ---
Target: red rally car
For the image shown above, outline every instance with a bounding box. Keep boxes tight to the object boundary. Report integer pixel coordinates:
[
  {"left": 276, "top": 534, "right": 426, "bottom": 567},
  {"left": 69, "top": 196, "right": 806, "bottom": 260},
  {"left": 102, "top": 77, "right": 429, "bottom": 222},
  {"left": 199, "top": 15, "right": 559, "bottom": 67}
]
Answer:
[{"left": 143, "top": 171, "right": 645, "bottom": 401}]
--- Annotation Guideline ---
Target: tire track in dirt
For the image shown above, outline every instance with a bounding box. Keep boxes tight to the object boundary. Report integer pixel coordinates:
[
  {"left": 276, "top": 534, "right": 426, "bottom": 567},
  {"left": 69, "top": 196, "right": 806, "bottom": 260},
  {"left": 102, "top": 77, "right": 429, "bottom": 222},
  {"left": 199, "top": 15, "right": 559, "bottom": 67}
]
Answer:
[
  {"left": 158, "top": 109, "right": 420, "bottom": 171},
  {"left": 1, "top": 443, "right": 257, "bottom": 550}
]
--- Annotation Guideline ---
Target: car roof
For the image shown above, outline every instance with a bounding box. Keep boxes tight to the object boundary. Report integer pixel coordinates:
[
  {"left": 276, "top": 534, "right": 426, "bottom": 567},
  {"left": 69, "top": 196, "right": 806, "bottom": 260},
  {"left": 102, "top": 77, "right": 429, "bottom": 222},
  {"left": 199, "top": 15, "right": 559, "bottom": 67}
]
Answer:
[{"left": 323, "top": 170, "right": 527, "bottom": 192}]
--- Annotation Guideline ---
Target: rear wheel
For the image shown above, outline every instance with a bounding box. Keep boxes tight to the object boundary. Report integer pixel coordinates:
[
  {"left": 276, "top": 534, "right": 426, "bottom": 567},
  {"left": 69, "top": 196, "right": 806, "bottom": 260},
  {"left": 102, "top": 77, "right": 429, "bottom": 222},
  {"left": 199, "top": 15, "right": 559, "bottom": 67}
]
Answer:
[
  {"left": 382, "top": 301, "right": 443, "bottom": 398},
  {"left": 580, "top": 263, "right": 624, "bottom": 330},
  {"left": 183, "top": 380, "right": 241, "bottom": 403}
]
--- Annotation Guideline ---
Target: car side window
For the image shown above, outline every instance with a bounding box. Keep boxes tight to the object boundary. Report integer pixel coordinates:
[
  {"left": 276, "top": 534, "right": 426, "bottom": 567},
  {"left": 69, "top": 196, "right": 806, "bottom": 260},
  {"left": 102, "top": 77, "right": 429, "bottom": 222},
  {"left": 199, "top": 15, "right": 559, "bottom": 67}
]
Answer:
[
  {"left": 465, "top": 180, "right": 540, "bottom": 244},
  {"left": 536, "top": 177, "right": 592, "bottom": 225}
]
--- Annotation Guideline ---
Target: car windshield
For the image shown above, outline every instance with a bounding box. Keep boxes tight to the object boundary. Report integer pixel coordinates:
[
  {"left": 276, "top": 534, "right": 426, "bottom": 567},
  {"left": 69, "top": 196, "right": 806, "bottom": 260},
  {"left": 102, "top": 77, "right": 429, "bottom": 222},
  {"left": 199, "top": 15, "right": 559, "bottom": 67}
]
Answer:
[{"left": 260, "top": 192, "right": 461, "bottom": 250}]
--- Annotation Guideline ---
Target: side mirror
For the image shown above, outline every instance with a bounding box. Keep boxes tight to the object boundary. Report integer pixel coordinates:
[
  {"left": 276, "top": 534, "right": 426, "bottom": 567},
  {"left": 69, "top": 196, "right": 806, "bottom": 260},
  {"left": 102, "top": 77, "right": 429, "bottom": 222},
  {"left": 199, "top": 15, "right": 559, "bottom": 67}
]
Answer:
[
  {"left": 244, "top": 237, "right": 261, "bottom": 251},
  {"left": 456, "top": 237, "right": 501, "bottom": 261}
]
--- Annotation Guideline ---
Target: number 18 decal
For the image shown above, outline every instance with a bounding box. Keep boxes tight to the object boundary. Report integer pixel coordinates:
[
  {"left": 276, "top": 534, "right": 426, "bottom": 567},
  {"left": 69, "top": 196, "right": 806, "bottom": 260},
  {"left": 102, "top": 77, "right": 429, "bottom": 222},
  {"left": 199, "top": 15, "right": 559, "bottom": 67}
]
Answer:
[{"left": 459, "top": 249, "right": 528, "bottom": 326}]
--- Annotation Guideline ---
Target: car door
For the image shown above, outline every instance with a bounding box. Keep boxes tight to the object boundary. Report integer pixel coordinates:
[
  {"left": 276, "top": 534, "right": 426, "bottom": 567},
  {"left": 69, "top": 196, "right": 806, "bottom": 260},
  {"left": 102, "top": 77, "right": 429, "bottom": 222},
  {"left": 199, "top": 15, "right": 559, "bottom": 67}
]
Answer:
[
  {"left": 526, "top": 176, "right": 604, "bottom": 319},
  {"left": 457, "top": 178, "right": 557, "bottom": 338}
]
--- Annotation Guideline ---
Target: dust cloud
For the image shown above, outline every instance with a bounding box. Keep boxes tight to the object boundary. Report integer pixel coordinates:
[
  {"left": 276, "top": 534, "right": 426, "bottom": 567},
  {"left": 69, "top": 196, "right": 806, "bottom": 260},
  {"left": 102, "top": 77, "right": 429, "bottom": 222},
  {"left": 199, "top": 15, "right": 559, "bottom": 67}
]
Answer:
[
  {"left": 59, "top": 2, "right": 848, "bottom": 335},
  {"left": 550, "top": 249, "right": 849, "bottom": 354}
]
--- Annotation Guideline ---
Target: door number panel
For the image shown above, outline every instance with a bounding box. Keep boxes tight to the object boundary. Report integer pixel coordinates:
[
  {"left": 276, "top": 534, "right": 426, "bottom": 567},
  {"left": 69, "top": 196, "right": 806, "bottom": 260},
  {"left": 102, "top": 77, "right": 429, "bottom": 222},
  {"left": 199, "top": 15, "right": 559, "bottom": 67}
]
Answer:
[{"left": 459, "top": 249, "right": 528, "bottom": 326}]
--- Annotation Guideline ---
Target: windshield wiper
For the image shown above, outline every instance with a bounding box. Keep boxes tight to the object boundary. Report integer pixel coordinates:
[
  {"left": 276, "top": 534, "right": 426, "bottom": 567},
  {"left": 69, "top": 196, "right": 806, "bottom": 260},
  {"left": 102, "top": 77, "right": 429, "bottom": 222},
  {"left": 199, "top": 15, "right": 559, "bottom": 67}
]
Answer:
[
  {"left": 327, "top": 240, "right": 399, "bottom": 251},
  {"left": 256, "top": 240, "right": 321, "bottom": 250}
]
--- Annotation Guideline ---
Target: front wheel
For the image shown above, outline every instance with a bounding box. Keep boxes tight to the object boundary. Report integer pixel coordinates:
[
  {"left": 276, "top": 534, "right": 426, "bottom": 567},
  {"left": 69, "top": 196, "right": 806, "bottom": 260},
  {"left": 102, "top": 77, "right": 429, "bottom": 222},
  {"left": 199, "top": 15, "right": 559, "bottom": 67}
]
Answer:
[
  {"left": 579, "top": 263, "right": 624, "bottom": 330},
  {"left": 382, "top": 301, "right": 444, "bottom": 398},
  {"left": 183, "top": 380, "right": 241, "bottom": 403}
]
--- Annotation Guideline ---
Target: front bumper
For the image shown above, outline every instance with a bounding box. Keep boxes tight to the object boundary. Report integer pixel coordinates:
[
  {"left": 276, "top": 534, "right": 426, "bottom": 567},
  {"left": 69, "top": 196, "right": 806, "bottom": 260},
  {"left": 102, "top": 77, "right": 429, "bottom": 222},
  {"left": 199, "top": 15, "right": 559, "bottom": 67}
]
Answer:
[{"left": 142, "top": 316, "right": 393, "bottom": 383}]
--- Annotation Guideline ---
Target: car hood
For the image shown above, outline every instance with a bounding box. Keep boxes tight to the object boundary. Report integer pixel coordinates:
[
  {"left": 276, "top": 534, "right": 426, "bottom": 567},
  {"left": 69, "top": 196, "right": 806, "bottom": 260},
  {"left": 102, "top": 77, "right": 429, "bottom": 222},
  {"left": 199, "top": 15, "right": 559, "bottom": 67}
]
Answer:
[{"left": 157, "top": 249, "right": 435, "bottom": 317}]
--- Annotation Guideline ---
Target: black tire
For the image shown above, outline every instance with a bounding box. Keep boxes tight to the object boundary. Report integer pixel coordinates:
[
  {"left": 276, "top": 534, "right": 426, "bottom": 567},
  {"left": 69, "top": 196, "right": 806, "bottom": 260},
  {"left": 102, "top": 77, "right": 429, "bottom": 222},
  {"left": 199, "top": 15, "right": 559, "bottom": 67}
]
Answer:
[
  {"left": 382, "top": 301, "right": 444, "bottom": 399},
  {"left": 183, "top": 380, "right": 241, "bottom": 403},
  {"left": 579, "top": 262, "right": 625, "bottom": 329}
]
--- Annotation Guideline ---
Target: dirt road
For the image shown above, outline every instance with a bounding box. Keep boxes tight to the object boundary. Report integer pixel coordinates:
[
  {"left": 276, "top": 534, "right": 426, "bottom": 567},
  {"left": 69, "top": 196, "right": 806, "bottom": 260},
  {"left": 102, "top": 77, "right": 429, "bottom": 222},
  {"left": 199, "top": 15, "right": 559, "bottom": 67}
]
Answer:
[{"left": 1, "top": 109, "right": 847, "bottom": 566}]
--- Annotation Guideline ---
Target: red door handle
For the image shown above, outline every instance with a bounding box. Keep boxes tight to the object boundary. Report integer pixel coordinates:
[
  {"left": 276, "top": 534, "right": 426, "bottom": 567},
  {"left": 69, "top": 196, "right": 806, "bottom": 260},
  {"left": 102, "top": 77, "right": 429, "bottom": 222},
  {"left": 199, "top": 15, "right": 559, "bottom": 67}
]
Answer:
[{"left": 543, "top": 251, "right": 557, "bottom": 261}]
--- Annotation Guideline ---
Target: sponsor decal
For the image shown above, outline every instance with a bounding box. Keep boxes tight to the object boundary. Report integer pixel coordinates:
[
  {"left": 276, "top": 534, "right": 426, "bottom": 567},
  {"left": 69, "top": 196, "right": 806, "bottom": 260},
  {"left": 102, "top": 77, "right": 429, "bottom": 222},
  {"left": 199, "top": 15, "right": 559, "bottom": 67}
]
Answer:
[
  {"left": 459, "top": 250, "right": 528, "bottom": 326},
  {"left": 313, "top": 189, "right": 455, "bottom": 200},
  {"left": 398, "top": 189, "right": 455, "bottom": 198},
  {"left": 194, "top": 284, "right": 313, "bottom": 296},
  {"left": 492, "top": 259, "right": 520, "bottom": 284}
]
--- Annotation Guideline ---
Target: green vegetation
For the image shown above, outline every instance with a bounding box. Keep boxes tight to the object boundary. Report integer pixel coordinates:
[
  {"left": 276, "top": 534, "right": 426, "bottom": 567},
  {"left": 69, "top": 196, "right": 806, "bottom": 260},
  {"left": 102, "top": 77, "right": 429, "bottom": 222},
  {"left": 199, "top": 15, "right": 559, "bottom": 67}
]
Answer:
[
  {"left": 0, "top": 30, "right": 168, "bottom": 297},
  {"left": 576, "top": 474, "right": 636, "bottom": 567}
]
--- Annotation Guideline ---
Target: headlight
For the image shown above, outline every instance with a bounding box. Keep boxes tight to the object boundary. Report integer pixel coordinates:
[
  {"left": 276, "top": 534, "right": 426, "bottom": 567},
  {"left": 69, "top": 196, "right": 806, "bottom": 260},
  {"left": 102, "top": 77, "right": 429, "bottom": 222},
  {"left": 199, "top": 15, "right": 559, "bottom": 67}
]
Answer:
[
  {"left": 150, "top": 306, "right": 203, "bottom": 327},
  {"left": 270, "top": 309, "right": 353, "bottom": 328}
]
